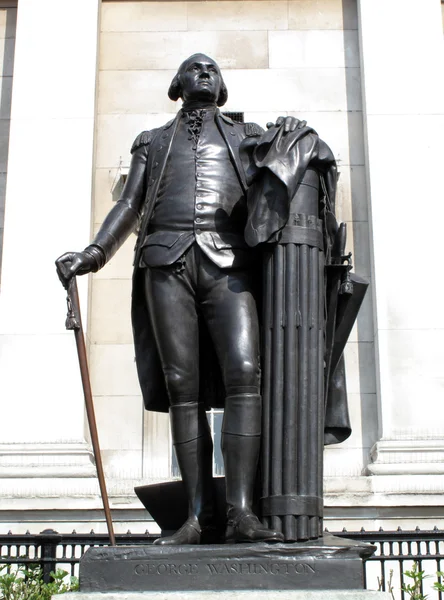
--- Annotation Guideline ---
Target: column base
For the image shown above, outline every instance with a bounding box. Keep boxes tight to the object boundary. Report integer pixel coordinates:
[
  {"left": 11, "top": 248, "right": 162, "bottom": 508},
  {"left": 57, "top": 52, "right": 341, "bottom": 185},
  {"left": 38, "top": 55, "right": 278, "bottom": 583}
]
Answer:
[
  {"left": 0, "top": 442, "right": 95, "bottom": 478},
  {"left": 367, "top": 439, "right": 444, "bottom": 476}
]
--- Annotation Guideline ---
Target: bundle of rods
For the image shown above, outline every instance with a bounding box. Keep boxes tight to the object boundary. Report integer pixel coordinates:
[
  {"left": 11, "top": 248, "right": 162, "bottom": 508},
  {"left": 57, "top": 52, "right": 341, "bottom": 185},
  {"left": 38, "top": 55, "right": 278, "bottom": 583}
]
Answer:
[{"left": 260, "top": 239, "right": 325, "bottom": 542}]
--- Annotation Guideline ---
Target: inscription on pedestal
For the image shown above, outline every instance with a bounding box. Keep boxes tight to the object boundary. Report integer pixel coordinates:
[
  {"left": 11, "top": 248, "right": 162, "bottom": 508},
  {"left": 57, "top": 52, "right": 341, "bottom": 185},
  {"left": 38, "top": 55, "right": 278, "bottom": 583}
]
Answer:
[
  {"left": 80, "top": 540, "right": 372, "bottom": 592},
  {"left": 133, "top": 560, "right": 316, "bottom": 577}
]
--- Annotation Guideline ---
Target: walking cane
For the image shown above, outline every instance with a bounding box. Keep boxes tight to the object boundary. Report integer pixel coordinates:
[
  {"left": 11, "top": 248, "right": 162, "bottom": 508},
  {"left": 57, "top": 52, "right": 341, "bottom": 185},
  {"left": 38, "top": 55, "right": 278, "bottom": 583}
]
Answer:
[{"left": 64, "top": 276, "right": 116, "bottom": 546}]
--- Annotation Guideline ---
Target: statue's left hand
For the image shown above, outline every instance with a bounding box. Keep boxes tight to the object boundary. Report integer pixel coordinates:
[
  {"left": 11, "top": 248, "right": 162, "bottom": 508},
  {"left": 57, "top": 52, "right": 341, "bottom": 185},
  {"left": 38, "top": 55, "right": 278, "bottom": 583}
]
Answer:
[{"left": 267, "top": 116, "right": 307, "bottom": 133}]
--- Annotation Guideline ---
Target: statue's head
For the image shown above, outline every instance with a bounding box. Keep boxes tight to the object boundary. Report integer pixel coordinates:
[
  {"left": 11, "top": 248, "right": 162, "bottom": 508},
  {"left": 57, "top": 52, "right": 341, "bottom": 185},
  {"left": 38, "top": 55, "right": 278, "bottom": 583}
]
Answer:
[{"left": 168, "top": 53, "right": 228, "bottom": 106}]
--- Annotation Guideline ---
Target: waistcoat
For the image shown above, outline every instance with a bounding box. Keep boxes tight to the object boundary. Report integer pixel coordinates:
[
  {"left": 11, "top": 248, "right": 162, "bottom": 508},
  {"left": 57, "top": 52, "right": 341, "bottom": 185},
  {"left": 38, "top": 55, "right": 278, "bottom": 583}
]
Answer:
[{"left": 140, "top": 109, "right": 252, "bottom": 270}]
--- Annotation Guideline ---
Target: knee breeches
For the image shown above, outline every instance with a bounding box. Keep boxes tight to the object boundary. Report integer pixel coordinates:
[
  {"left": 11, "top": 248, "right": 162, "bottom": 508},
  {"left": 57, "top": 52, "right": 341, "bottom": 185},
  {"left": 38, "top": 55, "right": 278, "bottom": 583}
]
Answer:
[{"left": 143, "top": 245, "right": 261, "bottom": 405}]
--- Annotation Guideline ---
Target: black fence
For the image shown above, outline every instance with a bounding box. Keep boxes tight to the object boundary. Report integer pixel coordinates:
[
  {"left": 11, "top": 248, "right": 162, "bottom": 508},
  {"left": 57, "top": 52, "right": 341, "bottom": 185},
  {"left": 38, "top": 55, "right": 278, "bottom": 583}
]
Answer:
[
  {"left": 338, "top": 527, "right": 444, "bottom": 600},
  {"left": 1, "top": 528, "right": 444, "bottom": 598}
]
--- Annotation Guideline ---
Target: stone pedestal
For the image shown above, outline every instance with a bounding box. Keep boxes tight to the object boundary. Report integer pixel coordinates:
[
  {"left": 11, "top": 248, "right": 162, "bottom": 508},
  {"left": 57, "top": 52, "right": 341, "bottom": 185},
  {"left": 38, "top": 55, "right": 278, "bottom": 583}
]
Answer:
[{"left": 79, "top": 536, "right": 375, "bottom": 593}]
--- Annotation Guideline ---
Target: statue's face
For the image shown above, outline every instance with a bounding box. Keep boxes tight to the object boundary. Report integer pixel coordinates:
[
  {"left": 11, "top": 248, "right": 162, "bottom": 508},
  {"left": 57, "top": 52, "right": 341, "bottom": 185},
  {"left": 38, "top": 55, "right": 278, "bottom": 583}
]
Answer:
[{"left": 179, "top": 54, "right": 222, "bottom": 103}]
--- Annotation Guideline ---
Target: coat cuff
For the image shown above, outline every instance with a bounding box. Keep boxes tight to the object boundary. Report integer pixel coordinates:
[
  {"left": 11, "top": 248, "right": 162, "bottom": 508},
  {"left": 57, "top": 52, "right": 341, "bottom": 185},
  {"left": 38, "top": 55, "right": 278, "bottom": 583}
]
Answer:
[{"left": 84, "top": 244, "right": 106, "bottom": 271}]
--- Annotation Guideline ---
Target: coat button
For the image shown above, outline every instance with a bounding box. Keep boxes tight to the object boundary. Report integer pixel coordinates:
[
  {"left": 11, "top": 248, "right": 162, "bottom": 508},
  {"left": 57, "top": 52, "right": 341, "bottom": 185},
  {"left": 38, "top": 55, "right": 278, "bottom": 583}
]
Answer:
[
  {"left": 153, "top": 162, "right": 159, "bottom": 168},
  {"left": 196, "top": 204, "right": 203, "bottom": 210},
  {"left": 230, "top": 131, "right": 236, "bottom": 136},
  {"left": 195, "top": 217, "right": 202, "bottom": 224}
]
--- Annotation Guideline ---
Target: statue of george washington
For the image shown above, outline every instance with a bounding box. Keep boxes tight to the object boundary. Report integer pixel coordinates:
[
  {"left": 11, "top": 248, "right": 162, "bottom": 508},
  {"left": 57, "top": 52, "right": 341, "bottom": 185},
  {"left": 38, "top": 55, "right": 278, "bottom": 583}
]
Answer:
[{"left": 56, "top": 53, "right": 366, "bottom": 546}]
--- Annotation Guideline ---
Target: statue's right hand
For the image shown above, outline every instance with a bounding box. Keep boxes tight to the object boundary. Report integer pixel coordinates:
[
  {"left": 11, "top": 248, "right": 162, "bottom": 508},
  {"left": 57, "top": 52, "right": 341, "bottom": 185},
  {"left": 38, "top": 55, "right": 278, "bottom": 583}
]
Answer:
[
  {"left": 55, "top": 251, "right": 96, "bottom": 288},
  {"left": 266, "top": 116, "right": 307, "bottom": 133}
]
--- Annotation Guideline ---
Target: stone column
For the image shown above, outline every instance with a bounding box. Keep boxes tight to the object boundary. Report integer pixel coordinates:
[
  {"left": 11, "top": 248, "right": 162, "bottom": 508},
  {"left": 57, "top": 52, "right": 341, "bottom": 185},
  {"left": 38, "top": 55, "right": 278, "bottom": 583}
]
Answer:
[
  {"left": 0, "top": 0, "right": 100, "bottom": 482},
  {"left": 357, "top": 0, "right": 444, "bottom": 478}
]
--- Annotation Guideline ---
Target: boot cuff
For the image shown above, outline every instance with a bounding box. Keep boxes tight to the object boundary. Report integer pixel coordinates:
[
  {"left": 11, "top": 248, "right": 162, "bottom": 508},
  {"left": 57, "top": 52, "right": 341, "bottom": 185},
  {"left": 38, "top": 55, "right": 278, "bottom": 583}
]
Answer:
[
  {"left": 170, "top": 402, "right": 210, "bottom": 444},
  {"left": 222, "top": 394, "right": 261, "bottom": 436}
]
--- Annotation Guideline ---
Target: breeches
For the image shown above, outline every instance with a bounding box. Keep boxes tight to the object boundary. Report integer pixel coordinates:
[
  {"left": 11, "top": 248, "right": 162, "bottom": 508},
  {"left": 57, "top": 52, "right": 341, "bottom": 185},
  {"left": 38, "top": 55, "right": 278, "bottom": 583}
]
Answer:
[{"left": 144, "top": 244, "right": 261, "bottom": 405}]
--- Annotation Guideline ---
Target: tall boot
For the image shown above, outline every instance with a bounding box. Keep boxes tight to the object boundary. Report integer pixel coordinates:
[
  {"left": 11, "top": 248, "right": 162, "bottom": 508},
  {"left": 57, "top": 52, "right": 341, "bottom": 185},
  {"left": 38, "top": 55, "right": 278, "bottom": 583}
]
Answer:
[
  {"left": 222, "top": 394, "right": 284, "bottom": 543},
  {"left": 154, "top": 402, "right": 217, "bottom": 545}
]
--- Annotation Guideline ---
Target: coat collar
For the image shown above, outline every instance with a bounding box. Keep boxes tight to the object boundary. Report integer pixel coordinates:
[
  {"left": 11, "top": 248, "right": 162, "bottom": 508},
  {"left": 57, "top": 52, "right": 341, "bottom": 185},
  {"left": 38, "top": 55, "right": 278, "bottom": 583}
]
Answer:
[
  {"left": 214, "top": 111, "right": 247, "bottom": 194},
  {"left": 163, "top": 117, "right": 176, "bottom": 130},
  {"left": 218, "top": 110, "right": 234, "bottom": 126}
]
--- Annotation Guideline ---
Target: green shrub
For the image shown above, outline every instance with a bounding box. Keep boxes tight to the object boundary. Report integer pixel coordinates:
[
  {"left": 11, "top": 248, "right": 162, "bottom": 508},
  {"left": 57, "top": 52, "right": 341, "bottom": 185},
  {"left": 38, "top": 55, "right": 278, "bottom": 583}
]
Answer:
[
  {"left": 403, "top": 562, "right": 427, "bottom": 600},
  {"left": 0, "top": 564, "right": 79, "bottom": 600},
  {"left": 378, "top": 562, "right": 444, "bottom": 600},
  {"left": 402, "top": 562, "right": 444, "bottom": 600}
]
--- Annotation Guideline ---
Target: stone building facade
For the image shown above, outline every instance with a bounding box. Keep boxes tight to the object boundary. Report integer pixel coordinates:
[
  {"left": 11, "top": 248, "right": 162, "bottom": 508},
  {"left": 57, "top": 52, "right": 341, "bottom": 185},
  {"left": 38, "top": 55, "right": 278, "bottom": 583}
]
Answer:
[{"left": 0, "top": 0, "right": 443, "bottom": 534}]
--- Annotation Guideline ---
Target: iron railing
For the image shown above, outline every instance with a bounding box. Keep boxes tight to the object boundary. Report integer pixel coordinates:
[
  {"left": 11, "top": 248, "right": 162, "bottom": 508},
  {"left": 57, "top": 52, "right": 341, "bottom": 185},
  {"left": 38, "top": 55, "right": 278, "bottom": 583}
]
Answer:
[
  {"left": 1, "top": 527, "right": 443, "bottom": 598},
  {"left": 0, "top": 529, "right": 157, "bottom": 583},
  {"left": 333, "top": 527, "right": 444, "bottom": 600}
]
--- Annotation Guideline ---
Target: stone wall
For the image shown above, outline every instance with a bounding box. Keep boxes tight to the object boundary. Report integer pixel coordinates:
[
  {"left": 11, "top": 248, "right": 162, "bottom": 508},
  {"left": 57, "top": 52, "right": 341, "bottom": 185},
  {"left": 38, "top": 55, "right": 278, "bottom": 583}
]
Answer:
[{"left": 92, "top": 0, "right": 377, "bottom": 490}]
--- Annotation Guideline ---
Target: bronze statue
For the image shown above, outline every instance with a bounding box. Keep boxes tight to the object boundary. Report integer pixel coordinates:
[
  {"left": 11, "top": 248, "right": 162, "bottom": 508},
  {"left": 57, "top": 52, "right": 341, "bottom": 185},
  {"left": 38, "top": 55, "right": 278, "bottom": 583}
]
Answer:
[{"left": 56, "top": 53, "right": 366, "bottom": 546}]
